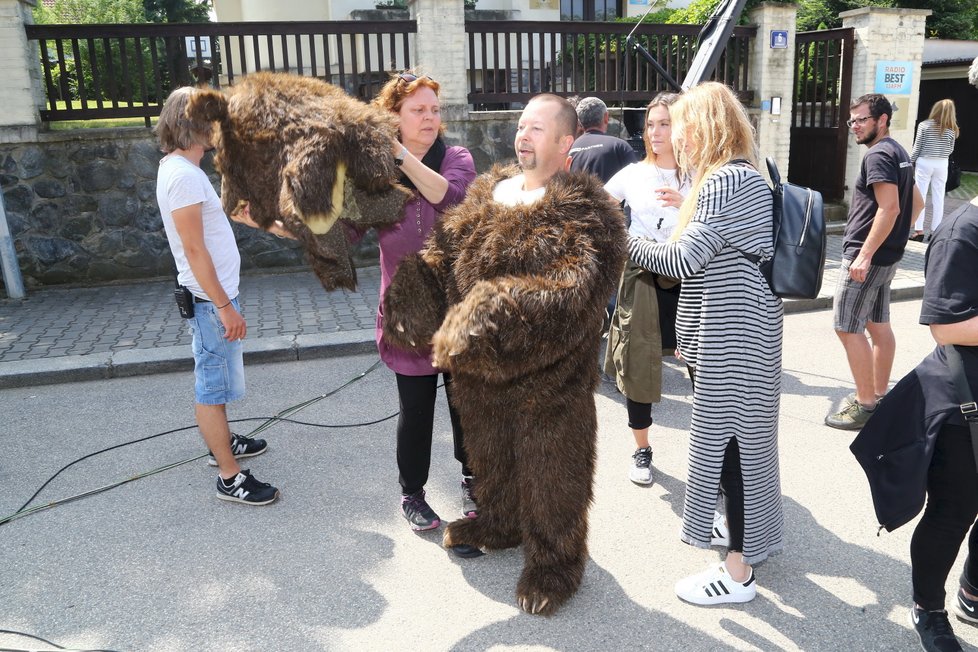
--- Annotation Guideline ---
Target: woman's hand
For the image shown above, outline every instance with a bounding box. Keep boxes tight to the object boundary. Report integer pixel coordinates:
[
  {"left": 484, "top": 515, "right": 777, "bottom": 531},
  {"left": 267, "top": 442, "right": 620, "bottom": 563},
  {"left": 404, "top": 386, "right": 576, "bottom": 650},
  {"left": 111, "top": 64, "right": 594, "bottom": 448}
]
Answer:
[
  {"left": 655, "top": 186, "right": 684, "bottom": 209},
  {"left": 231, "top": 202, "right": 295, "bottom": 240},
  {"left": 391, "top": 137, "right": 405, "bottom": 159}
]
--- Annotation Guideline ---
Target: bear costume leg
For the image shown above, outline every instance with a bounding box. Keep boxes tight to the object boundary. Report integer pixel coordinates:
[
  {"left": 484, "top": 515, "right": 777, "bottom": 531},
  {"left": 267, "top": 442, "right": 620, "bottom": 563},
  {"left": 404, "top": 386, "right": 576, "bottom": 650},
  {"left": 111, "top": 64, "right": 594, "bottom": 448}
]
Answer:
[
  {"left": 513, "top": 394, "right": 595, "bottom": 616},
  {"left": 446, "top": 380, "right": 597, "bottom": 616},
  {"left": 443, "top": 406, "right": 522, "bottom": 551}
]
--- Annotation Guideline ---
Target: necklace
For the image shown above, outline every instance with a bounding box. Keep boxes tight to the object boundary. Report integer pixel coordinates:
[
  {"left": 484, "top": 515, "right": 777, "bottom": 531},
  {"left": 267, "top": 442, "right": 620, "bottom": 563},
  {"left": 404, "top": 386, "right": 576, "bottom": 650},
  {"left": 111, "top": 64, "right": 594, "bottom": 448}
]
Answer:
[{"left": 651, "top": 162, "right": 677, "bottom": 189}]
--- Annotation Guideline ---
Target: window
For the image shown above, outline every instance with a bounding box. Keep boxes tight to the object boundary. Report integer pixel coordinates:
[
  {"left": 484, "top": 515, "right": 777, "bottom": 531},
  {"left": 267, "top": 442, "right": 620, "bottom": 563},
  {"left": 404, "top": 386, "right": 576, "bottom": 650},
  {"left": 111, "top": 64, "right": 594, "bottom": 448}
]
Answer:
[{"left": 560, "top": 0, "right": 622, "bottom": 21}]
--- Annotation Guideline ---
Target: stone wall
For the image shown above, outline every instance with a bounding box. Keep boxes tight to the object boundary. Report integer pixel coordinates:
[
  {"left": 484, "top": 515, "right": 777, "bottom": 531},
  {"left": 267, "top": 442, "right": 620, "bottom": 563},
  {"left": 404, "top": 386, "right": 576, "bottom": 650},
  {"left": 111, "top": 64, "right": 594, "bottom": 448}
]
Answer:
[{"left": 0, "top": 114, "right": 519, "bottom": 289}]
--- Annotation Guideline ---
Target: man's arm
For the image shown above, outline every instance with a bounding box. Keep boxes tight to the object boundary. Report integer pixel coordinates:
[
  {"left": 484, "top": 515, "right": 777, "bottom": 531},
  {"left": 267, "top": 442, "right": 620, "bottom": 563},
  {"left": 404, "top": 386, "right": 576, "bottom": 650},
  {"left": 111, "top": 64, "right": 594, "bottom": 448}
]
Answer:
[
  {"left": 931, "top": 316, "right": 978, "bottom": 347},
  {"left": 911, "top": 183, "right": 924, "bottom": 223},
  {"left": 172, "top": 203, "right": 246, "bottom": 341},
  {"left": 849, "top": 181, "right": 900, "bottom": 282}
]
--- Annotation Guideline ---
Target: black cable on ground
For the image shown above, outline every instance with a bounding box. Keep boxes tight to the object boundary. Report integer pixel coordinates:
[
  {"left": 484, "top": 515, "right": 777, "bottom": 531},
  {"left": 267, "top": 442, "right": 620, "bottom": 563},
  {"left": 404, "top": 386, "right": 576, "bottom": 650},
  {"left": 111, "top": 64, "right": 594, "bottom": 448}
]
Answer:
[
  {"left": 0, "top": 627, "right": 121, "bottom": 652},
  {"left": 0, "top": 360, "right": 393, "bottom": 527}
]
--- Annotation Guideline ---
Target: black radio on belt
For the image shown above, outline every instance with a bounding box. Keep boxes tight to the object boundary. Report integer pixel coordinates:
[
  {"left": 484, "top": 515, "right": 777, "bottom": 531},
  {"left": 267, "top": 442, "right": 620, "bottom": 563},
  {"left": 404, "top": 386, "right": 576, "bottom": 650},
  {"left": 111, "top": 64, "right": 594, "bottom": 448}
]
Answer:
[{"left": 174, "top": 284, "right": 194, "bottom": 319}]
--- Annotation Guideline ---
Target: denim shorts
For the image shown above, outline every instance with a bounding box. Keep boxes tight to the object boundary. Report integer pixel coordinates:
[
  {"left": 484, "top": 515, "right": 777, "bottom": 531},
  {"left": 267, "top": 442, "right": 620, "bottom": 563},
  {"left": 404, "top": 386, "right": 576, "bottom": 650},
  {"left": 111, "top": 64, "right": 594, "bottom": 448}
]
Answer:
[{"left": 187, "top": 297, "right": 245, "bottom": 405}]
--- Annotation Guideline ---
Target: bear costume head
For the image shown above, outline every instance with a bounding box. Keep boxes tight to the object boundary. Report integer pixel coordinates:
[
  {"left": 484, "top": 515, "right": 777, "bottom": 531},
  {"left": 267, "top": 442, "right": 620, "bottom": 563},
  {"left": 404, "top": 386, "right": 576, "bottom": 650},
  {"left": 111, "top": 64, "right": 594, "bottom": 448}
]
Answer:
[{"left": 185, "top": 72, "right": 412, "bottom": 291}]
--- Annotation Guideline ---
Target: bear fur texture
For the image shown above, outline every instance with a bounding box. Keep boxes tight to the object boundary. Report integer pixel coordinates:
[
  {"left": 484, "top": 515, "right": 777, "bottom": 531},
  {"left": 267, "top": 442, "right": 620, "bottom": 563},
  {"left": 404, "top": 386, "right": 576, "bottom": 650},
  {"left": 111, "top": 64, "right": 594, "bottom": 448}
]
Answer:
[
  {"left": 185, "top": 72, "right": 412, "bottom": 291},
  {"left": 383, "top": 166, "right": 626, "bottom": 615}
]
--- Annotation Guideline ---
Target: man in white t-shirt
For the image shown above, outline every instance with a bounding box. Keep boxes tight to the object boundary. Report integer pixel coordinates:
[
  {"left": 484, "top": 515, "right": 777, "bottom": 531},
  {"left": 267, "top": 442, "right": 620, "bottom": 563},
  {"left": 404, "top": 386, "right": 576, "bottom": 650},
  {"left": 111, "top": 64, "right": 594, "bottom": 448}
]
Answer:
[
  {"left": 156, "top": 87, "right": 290, "bottom": 506},
  {"left": 493, "top": 94, "right": 578, "bottom": 206}
]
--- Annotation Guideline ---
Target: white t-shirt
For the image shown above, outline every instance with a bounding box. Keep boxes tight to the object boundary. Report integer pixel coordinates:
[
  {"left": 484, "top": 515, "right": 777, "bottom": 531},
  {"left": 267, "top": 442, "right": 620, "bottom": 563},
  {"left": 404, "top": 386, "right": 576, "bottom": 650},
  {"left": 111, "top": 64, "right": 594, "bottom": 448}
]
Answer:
[
  {"left": 156, "top": 154, "right": 240, "bottom": 300},
  {"left": 605, "top": 162, "right": 689, "bottom": 242},
  {"left": 492, "top": 174, "right": 547, "bottom": 207}
]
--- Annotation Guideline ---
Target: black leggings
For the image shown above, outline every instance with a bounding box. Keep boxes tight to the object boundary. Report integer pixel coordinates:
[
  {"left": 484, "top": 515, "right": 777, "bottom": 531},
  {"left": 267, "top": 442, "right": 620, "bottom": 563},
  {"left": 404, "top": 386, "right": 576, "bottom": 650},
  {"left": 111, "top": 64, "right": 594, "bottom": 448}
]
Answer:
[
  {"left": 395, "top": 372, "right": 471, "bottom": 495},
  {"left": 626, "top": 398, "right": 653, "bottom": 431},
  {"left": 720, "top": 437, "right": 746, "bottom": 553},
  {"left": 911, "top": 423, "right": 978, "bottom": 611},
  {"left": 689, "top": 364, "right": 745, "bottom": 552}
]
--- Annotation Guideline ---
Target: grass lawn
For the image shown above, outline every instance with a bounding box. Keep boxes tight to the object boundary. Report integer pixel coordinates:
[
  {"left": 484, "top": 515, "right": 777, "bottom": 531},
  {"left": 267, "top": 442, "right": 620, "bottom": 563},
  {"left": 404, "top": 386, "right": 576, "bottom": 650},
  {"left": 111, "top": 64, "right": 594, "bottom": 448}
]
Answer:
[{"left": 948, "top": 171, "right": 978, "bottom": 202}]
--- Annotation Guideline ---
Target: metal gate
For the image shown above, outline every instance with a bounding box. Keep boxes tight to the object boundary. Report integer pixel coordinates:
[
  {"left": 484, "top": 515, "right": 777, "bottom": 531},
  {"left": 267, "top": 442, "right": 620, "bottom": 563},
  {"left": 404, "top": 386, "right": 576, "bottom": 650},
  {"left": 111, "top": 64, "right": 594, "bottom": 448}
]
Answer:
[{"left": 789, "top": 27, "right": 854, "bottom": 202}]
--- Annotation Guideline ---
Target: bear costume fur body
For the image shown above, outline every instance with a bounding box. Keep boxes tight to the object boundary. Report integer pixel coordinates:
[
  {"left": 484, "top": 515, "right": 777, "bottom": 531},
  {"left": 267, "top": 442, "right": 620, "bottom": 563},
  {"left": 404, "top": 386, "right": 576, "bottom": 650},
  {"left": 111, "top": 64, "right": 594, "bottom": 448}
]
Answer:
[
  {"left": 382, "top": 165, "right": 626, "bottom": 615},
  {"left": 185, "top": 72, "right": 411, "bottom": 291}
]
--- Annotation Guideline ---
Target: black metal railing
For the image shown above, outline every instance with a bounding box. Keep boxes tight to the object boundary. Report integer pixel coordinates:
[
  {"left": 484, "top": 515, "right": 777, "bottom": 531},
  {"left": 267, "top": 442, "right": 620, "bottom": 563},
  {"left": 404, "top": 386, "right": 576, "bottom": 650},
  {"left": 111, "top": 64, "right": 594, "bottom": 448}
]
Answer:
[
  {"left": 24, "top": 20, "right": 416, "bottom": 124},
  {"left": 465, "top": 20, "right": 756, "bottom": 109}
]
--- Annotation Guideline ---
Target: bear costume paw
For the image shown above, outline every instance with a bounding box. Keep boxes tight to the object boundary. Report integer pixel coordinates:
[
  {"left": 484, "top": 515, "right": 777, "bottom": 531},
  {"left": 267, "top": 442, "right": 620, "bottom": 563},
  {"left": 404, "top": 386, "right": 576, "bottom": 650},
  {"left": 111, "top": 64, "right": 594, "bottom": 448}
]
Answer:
[
  {"left": 516, "top": 564, "right": 583, "bottom": 616},
  {"left": 443, "top": 517, "right": 520, "bottom": 552}
]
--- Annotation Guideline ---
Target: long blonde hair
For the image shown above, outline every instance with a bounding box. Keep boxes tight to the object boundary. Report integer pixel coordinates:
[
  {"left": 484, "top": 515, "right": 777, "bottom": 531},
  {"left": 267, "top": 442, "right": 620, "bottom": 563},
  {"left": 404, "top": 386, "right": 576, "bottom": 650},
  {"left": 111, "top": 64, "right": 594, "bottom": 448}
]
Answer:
[
  {"left": 928, "top": 98, "right": 960, "bottom": 138},
  {"left": 669, "top": 82, "right": 758, "bottom": 240}
]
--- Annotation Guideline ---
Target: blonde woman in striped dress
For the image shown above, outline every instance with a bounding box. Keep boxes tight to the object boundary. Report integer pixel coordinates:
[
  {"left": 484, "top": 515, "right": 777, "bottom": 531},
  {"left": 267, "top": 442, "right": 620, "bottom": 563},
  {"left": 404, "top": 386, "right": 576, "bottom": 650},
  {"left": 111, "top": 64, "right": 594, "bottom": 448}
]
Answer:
[
  {"left": 910, "top": 99, "right": 959, "bottom": 241},
  {"left": 628, "top": 82, "right": 784, "bottom": 606}
]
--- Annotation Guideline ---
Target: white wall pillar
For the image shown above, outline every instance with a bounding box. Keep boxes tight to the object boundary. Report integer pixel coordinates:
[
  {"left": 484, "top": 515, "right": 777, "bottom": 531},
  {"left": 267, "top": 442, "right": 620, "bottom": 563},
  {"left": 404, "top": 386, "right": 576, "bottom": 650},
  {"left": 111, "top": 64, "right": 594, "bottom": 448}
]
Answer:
[
  {"left": 748, "top": 1, "right": 797, "bottom": 182},
  {"left": 840, "top": 7, "right": 930, "bottom": 206},
  {"left": 408, "top": 0, "right": 469, "bottom": 121},
  {"left": 0, "top": 0, "right": 42, "bottom": 143}
]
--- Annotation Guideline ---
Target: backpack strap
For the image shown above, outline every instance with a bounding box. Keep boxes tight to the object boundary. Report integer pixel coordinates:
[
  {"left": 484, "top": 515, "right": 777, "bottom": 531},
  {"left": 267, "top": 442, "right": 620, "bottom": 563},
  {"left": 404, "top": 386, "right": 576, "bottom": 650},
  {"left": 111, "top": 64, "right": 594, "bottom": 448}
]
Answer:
[
  {"left": 944, "top": 344, "right": 978, "bottom": 473},
  {"left": 727, "top": 159, "right": 762, "bottom": 264}
]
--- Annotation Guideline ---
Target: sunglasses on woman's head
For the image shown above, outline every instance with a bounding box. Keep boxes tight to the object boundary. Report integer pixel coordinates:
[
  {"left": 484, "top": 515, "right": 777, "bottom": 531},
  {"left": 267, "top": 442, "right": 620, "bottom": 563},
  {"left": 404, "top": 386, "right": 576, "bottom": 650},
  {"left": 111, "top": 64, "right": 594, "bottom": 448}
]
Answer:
[{"left": 398, "top": 72, "right": 433, "bottom": 83}]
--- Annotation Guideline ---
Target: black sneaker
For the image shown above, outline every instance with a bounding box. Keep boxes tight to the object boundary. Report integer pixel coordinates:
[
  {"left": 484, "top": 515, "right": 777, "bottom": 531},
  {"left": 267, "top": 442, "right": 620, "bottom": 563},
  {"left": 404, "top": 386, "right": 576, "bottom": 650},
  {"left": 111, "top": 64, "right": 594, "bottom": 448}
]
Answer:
[
  {"left": 953, "top": 588, "right": 978, "bottom": 626},
  {"left": 208, "top": 433, "right": 268, "bottom": 466},
  {"left": 910, "top": 606, "right": 963, "bottom": 652},
  {"left": 216, "top": 469, "right": 279, "bottom": 505},
  {"left": 401, "top": 490, "right": 440, "bottom": 531},
  {"left": 461, "top": 476, "right": 478, "bottom": 518}
]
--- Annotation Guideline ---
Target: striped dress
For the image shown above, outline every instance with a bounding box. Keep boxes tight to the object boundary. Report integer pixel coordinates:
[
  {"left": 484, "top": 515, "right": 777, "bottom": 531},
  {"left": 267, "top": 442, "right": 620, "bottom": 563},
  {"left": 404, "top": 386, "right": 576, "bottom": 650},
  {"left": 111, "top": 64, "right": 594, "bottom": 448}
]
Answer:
[
  {"left": 628, "top": 164, "right": 784, "bottom": 565},
  {"left": 910, "top": 119, "right": 955, "bottom": 163}
]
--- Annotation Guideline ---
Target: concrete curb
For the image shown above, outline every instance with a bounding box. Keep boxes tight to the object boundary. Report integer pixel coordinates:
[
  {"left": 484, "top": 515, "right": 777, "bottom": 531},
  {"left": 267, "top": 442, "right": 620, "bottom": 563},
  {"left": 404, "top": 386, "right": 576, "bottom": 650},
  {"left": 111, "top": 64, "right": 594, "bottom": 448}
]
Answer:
[{"left": 0, "top": 330, "right": 377, "bottom": 390}]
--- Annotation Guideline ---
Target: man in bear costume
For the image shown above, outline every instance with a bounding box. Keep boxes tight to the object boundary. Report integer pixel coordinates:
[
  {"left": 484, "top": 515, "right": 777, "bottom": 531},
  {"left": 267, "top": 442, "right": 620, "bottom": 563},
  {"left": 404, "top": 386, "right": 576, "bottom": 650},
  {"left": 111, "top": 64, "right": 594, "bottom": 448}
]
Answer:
[
  {"left": 185, "top": 72, "right": 411, "bottom": 291},
  {"left": 382, "top": 94, "right": 626, "bottom": 615}
]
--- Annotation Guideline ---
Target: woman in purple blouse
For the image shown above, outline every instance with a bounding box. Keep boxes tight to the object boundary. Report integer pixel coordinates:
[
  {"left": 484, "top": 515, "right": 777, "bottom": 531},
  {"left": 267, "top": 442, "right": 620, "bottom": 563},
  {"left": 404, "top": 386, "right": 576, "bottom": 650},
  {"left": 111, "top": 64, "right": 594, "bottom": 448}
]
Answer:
[{"left": 373, "top": 72, "right": 477, "bottom": 531}]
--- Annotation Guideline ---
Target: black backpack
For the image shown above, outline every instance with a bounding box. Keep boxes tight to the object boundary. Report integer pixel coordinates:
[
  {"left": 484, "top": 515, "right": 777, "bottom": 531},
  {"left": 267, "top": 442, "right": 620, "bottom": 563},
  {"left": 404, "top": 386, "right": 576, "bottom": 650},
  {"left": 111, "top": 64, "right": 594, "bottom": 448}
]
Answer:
[{"left": 756, "top": 157, "right": 826, "bottom": 300}]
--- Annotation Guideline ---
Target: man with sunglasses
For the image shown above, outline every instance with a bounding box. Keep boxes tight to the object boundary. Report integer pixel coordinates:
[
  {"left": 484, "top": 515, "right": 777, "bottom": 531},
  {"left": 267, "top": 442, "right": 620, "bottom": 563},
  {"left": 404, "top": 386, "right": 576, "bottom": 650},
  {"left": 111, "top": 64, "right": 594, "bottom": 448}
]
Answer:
[{"left": 826, "top": 93, "right": 923, "bottom": 430}]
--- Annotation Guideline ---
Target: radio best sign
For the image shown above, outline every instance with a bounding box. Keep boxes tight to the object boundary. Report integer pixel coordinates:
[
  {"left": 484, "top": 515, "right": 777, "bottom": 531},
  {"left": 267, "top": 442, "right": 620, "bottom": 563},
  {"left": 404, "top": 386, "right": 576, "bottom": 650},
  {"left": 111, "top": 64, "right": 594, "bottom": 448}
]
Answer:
[{"left": 874, "top": 61, "right": 913, "bottom": 95}]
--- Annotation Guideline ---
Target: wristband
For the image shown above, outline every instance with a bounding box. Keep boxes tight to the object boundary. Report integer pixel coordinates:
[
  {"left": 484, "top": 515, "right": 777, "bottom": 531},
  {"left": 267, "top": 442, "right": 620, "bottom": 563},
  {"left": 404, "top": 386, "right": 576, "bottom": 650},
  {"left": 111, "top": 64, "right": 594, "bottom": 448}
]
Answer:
[
  {"left": 217, "top": 301, "right": 232, "bottom": 310},
  {"left": 394, "top": 145, "right": 407, "bottom": 166}
]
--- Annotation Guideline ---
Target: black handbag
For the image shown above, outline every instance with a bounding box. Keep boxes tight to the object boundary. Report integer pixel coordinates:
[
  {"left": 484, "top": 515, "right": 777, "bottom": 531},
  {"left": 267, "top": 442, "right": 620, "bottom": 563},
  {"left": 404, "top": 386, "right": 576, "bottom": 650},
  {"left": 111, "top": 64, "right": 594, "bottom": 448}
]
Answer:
[{"left": 946, "top": 156, "right": 962, "bottom": 194}]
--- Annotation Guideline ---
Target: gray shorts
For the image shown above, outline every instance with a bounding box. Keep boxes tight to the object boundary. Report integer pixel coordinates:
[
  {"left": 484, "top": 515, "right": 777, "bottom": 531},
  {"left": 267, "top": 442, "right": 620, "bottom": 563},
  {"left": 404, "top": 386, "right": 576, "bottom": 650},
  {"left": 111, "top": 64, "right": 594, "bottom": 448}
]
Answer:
[{"left": 832, "top": 258, "right": 898, "bottom": 333}]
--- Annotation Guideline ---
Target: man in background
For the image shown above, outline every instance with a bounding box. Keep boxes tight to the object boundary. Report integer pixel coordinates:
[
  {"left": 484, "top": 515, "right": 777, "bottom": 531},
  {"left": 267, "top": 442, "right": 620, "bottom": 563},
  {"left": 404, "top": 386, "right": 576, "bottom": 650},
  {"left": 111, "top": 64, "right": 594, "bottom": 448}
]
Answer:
[{"left": 568, "top": 96, "right": 637, "bottom": 184}]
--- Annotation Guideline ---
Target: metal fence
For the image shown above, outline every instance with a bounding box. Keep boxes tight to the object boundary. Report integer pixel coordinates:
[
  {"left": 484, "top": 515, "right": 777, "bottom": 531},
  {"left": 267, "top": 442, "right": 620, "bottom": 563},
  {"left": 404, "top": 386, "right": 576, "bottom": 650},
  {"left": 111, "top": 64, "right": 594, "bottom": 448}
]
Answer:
[
  {"left": 465, "top": 20, "right": 756, "bottom": 109},
  {"left": 24, "top": 20, "right": 417, "bottom": 125},
  {"left": 25, "top": 19, "right": 755, "bottom": 124}
]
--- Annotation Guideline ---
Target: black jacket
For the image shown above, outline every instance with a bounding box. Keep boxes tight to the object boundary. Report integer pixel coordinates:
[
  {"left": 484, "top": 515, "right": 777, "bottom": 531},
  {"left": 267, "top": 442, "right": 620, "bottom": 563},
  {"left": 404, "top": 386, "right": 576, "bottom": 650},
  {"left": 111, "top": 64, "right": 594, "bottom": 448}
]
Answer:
[{"left": 849, "top": 346, "right": 967, "bottom": 532}]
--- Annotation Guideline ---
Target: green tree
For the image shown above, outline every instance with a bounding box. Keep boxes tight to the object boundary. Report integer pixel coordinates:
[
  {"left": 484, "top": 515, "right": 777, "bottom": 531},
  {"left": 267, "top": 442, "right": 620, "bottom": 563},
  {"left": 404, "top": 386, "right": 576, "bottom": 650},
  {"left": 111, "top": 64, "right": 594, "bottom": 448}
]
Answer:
[
  {"left": 896, "top": 0, "right": 978, "bottom": 39},
  {"left": 33, "top": 0, "right": 146, "bottom": 24},
  {"left": 666, "top": 0, "right": 977, "bottom": 39},
  {"left": 142, "top": 0, "right": 211, "bottom": 24}
]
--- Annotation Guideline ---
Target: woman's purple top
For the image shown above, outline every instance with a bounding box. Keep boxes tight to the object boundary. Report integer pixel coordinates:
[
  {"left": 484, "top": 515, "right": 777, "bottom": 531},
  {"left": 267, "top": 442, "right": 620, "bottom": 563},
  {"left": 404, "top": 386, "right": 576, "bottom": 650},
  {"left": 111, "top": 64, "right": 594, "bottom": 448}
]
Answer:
[{"left": 376, "top": 145, "right": 476, "bottom": 375}]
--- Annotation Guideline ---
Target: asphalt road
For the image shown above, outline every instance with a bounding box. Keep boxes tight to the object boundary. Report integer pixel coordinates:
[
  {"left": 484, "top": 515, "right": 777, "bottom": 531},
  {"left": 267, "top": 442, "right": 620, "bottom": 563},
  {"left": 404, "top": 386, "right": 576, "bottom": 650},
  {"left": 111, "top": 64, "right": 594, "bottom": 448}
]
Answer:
[{"left": 1, "top": 300, "right": 975, "bottom": 652}]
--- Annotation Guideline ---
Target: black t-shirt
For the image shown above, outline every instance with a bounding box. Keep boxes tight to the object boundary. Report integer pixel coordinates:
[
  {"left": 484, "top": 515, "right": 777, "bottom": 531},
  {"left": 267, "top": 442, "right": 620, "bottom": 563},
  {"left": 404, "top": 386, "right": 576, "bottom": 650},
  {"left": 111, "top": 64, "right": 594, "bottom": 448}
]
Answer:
[
  {"left": 568, "top": 130, "right": 638, "bottom": 184},
  {"left": 843, "top": 137, "right": 915, "bottom": 266},
  {"left": 920, "top": 206, "right": 978, "bottom": 422}
]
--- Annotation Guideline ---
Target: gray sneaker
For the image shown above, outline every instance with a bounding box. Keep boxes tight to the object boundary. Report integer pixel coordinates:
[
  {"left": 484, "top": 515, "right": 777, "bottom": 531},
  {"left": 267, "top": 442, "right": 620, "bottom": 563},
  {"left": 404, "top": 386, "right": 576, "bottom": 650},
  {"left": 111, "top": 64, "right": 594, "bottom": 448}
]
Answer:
[
  {"left": 629, "top": 447, "right": 653, "bottom": 485},
  {"left": 461, "top": 476, "right": 478, "bottom": 518},
  {"left": 844, "top": 392, "right": 885, "bottom": 407},
  {"left": 401, "top": 490, "right": 440, "bottom": 531},
  {"left": 825, "top": 401, "right": 876, "bottom": 430}
]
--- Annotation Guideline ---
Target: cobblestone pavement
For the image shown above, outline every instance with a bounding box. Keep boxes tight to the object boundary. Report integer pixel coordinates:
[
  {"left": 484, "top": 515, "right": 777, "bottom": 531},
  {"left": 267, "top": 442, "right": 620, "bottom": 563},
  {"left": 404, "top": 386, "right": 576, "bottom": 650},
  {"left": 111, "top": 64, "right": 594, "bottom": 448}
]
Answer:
[{"left": 0, "top": 266, "right": 380, "bottom": 363}]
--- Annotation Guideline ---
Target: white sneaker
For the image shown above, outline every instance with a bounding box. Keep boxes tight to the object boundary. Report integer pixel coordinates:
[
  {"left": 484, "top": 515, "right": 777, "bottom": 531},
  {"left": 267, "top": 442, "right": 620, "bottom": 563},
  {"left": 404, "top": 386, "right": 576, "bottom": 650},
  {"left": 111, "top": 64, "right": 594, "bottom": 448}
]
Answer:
[
  {"left": 629, "top": 447, "right": 653, "bottom": 485},
  {"left": 711, "top": 511, "right": 730, "bottom": 547},
  {"left": 675, "top": 562, "right": 757, "bottom": 605}
]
